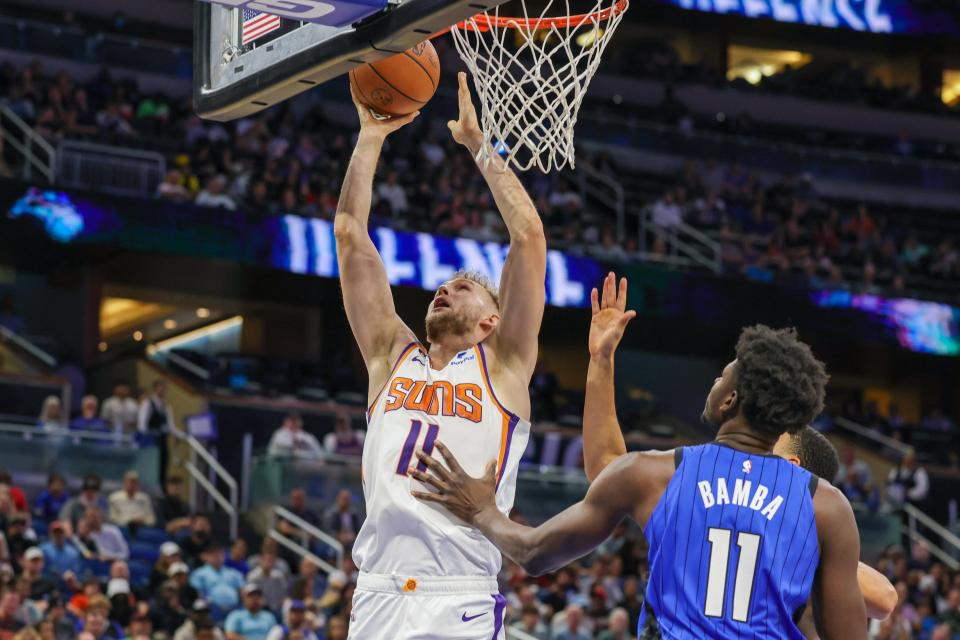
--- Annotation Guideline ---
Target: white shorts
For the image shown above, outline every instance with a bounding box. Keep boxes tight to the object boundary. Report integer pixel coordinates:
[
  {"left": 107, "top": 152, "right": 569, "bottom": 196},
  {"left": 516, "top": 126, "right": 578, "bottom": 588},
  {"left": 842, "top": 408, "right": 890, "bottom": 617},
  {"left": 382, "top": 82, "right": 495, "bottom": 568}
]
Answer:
[{"left": 347, "top": 573, "right": 507, "bottom": 640}]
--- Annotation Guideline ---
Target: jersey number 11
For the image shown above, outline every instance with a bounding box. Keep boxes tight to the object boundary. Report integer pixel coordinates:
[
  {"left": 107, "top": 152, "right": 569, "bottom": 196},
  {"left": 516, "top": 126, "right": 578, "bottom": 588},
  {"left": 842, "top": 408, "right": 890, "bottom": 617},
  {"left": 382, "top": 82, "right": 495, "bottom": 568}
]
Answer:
[{"left": 704, "top": 528, "right": 761, "bottom": 623}]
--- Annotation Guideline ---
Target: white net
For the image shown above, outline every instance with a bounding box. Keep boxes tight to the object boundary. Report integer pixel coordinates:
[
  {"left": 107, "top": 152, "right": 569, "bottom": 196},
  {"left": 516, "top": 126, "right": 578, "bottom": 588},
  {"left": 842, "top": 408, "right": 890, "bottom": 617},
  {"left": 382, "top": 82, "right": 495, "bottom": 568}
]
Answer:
[{"left": 450, "top": 0, "right": 627, "bottom": 173}]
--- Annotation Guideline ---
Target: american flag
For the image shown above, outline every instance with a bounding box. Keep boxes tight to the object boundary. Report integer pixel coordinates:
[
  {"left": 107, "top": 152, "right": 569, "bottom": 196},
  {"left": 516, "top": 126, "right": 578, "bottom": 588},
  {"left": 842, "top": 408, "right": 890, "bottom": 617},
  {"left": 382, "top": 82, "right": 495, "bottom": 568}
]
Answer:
[{"left": 242, "top": 8, "right": 281, "bottom": 45}]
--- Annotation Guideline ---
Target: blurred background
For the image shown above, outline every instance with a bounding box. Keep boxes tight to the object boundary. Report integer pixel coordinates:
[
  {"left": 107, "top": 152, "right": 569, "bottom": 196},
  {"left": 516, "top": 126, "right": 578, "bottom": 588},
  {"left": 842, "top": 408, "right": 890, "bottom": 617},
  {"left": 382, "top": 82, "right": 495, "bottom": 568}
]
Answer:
[{"left": 0, "top": 0, "right": 959, "bottom": 637}]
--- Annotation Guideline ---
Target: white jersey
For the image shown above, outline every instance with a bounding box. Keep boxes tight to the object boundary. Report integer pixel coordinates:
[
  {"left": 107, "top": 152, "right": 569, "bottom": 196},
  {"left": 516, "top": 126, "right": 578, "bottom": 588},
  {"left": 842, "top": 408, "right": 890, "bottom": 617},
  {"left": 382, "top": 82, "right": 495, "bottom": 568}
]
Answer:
[{"left": 353, "top": 342, "right": 530, "bottom": 578}]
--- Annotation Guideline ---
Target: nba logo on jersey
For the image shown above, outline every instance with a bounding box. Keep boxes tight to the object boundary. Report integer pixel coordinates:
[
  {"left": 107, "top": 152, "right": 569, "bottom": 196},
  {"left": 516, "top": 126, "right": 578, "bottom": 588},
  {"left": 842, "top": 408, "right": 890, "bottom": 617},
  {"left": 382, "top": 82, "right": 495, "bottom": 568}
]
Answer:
[{"left": 742, "top": 459, "right": 752, "bottom": 474}]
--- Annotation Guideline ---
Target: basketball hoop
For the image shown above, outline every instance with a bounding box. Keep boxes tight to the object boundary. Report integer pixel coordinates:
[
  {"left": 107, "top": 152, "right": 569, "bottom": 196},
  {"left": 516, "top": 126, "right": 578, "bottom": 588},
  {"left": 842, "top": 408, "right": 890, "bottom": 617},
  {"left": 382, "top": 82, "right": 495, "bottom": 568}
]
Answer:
[{"left": 449, "top": 0, "right": 628, "bottom": 172}]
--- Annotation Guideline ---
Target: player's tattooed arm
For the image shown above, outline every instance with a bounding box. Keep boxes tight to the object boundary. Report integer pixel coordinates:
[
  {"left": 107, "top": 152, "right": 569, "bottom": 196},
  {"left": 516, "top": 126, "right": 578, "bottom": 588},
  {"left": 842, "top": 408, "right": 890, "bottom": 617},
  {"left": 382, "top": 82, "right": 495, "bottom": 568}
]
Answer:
[
  {"left": 334, "top": 84, "right": 419, "bottom": 372},
  {"left": 449, "top": 71, "right": 545, "bottom": 376},
  {"left": 857, "top": 562, "right": 897, "bottom": 620},
  {"left": 811, "top": 483, "right": 868, "bottom": 640},
  {"left": 412, "top": 443, "right": 646, "bottom": 576},
  {"left": 583, "top": 272, "right": 636, "bottom": 482}
]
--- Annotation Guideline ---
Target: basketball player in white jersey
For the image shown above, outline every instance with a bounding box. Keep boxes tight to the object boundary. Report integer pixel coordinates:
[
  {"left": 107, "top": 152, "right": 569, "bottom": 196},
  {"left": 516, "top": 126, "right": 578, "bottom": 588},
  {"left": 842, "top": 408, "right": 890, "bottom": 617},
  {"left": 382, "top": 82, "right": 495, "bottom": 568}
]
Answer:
[{"left": 334, "top": 71, "right": 545, "bottom": 639}]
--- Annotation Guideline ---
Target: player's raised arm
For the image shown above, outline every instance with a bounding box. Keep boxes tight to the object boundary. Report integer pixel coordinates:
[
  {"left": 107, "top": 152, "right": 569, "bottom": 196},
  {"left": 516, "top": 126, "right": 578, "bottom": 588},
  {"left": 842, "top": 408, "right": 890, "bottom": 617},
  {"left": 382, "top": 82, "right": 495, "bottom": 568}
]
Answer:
[
  {"left": 583, "top": 272, "right": 636, "bottom": 482},
  {"left": 334, "top": 87, "right": 419, "bottom": 376},
  {"left": 812, "top": 483, "right": 868, "bottom": 640},
  {"left": 449, "top": 72, "right": 546, "bottom": 375},
  {"left": 411, "top": 442, "right": 665, "bottom": 576},
  {"left": 857, "top": 561, "right": 897, "bottom": 620}
]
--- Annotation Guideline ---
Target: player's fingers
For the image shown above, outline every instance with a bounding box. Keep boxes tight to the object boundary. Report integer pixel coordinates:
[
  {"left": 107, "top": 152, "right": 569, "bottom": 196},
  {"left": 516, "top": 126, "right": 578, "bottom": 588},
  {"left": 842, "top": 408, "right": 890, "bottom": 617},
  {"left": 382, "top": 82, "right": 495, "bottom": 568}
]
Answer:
[
  {"left": 602, "top": 272, "right": 615, "bottom": 308},
  {"left": 409, "top": 468, "right": 447, "bottom": 492},
  {"left": 618, "top": 309, "right": 637, "bottom": 329},
  {"left": 590, "top": 287, "right": 599, "bottom": 314},
  {"left": 434, "top": 441, "right": 465, "bottom": 475},
  {"left": 414, "top": 449, "right": 451, "bottom": 481},
  {"left": 411, "top": 490, "right": 446, "bottom": 505},
  {"left": 617, "top": 277, "right": 628, "bottom": 311}
]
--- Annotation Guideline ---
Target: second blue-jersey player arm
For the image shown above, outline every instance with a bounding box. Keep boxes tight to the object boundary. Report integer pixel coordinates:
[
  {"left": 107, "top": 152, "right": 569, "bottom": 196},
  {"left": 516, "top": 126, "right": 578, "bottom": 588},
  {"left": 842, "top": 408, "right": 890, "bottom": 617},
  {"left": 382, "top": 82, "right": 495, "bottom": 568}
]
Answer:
[{"left": 412, "top": 443, "right": 654, "bottom": 576}]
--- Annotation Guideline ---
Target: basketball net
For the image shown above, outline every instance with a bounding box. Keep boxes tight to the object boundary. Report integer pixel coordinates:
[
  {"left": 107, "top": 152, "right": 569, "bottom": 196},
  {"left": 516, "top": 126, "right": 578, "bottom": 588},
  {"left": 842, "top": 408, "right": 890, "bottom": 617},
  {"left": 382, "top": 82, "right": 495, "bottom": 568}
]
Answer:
[{"left": 450, "top": 0, "right": 628, "bottom": 172}]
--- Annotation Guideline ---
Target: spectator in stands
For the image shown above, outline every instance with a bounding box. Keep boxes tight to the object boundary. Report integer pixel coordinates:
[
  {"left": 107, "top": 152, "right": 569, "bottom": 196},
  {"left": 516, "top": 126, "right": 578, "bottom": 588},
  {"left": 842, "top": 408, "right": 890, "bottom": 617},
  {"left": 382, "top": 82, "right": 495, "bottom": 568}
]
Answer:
[
  {"left": 82, "top": 596, "right": 123, "bottom": 639},
  {"left": 107, "top": 471, "right": 156, "bottom": 530},
  {"left": 70, "top": 396, "right": 110, "bottom": 433},
  {"left": 157, "top": 169, "right": 192, "bottom": 203},
  {"left": 941, "top": 588, "right": 960, "bottom": 634},
  {"left": 922, "top": 408, "right": 956, "bottom": 432},
  {"left": 651, "top": 190, "right": 683, "bottom": 230},
  {"left": 128, "top": 611, "right": 152, "bottom": 640},
  {"left": 265, "top": 599, "right": 318, "bottom": 640},
  {"left": 20, "top": 548, "right": 55, "bottom": 601},
  {"left": 168, "top": 562, "right": 199, "bottom": 610},
  {"left": 325, "top": 615, "right": 347, "bottom": 640},
  {"left": 376, "top": 171, "right": 407, "bottom": 216},
  {"left": 173, "top": 600, "right": 225, "bottom": 640},
  {"left": 247, "top": 540, "right": 290, "bottom": 581},
  {"left": 598, "top": 607, "right": 630, "bottom": 640},
  {"left": 322, "top": 416, "right": 365, "bottom": 457},
  {"left": 78, "top": 507, "right": 128, "bottom": 561},
  {"left": 266, "top": 413, "right": 322, "bottom": 459},
  {"left": 322, "top": 490, "right": 360, "bottom": 543},
  {"left": 39, "top": 521, "right": 81, "bottom": 583},
  {"left": 835, "top": 446, "right": 879, "bottom": 508},
  {"left": 100, "top": 381, "right": 139, "bottom": 434},
  {"left": 37, "top": 397, "right": 63, "bottom": 431},
  {"left": 153, "top": 580, "right": 189, "bottom": 636},
  {"left": 510, "top": 604, "right": 549, "bottom": 639},
  {"left": 59, "top": 475, "right": 107, "bottom": 531},
  {"left": 277, "top": 488, "right": 320, "bottom": 540},
  {"left": 887, "top": 448, "right": 930, "bottom": 508},
  {"left": 138, "top": 380, "right": 174, "bottom": 484},
  {"left": 0, "top": 472, "right": 27, "bottom": 514},
  {"left": 555, "top": 603, "right": 591, "bottom": 640},
  {"left": 149, "top": 542, "right": 183, "bottom": 592},
  {"left": 106, "top": 577, "right": 135, "bottom": 628},
  {"left": 189, "top": 544, "right": 244, "bottom": 617},
  {"left": 0, "top": 589, "right": 24, "bottom": 637},
  {"left": 3, "top": 513, "right": 32, "bottom": 565},
  {"left": 195, "top": 176, "right": 237, "bottom": 211},
  {"left": 225, "top": 540, "right": 249, "bottom": 576},
  {"left": 156, "top": 477, "right": 192, "bottom": 536},
  {"left": 224, "top": 584, "right": 276, "bottom": 640},
  {"left": 179, "top": 516, "right": 213, "bottom": 568},
  {"left": 245, "top": 551, "right": 286, "bottom": 613},
  {"left": 33, "top": 473, "right": 68, "bottom": 523}
]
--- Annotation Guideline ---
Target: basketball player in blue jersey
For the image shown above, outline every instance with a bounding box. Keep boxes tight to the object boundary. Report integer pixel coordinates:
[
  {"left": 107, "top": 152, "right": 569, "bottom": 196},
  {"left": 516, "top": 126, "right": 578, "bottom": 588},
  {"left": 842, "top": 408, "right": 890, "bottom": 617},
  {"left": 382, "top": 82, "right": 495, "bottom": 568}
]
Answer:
[
  {"left": 335, "top": 72, "right": 544, "bottom": 639},
  {"left": 411, "top": 272, "right": 868, "bottom": 639}
]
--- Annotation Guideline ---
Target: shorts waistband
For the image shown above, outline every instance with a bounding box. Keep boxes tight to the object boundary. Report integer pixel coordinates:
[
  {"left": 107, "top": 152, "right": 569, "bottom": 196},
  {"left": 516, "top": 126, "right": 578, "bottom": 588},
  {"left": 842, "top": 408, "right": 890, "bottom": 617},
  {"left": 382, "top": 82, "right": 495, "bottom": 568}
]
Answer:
[{"left": 356, "top": 572, "right": 499, "bottom": 595}]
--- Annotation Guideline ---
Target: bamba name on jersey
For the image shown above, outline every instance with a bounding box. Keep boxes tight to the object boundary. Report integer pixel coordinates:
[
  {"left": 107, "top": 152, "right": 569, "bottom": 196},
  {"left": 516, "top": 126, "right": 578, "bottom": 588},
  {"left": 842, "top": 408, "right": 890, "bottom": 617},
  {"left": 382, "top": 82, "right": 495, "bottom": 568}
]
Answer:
[
  {"left": 697, "top": 478, "right": 785, "bottom": 521},
  {"left": 384, "top": 378, "right": 484, "bottom": 422}
]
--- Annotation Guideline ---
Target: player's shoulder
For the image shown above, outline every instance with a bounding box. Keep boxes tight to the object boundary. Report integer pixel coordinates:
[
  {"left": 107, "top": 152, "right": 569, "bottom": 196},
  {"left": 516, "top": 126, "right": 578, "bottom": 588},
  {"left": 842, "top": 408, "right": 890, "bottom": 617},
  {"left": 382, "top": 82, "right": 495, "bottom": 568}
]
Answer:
[{"left": 811, "top": 478, "right": 856, "bottom": 536}]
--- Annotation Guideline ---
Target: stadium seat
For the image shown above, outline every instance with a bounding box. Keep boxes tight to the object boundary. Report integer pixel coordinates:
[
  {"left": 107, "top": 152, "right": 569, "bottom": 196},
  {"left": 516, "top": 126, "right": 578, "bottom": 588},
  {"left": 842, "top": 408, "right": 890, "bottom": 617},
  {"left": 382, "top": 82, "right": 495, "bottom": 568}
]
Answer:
[
  {"left": 128, "top": 560, "right": 153, "bottom": 588},
  {"left": 134, "top": 527, "right": 169, "bottom": 545},
  {"left": 129, "top": 542, "right": 160, "bottom": 564},
  {"left": 32, "top": 521, "right": 48, "bottom": 538}
]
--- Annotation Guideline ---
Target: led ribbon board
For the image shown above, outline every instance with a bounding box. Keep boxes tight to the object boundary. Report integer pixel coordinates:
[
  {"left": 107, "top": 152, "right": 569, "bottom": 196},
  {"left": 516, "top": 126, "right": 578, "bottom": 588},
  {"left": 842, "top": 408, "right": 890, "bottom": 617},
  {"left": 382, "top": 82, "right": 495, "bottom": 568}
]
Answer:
[{"left": 197, "top": 0, "right": 387, "bottom": 29}]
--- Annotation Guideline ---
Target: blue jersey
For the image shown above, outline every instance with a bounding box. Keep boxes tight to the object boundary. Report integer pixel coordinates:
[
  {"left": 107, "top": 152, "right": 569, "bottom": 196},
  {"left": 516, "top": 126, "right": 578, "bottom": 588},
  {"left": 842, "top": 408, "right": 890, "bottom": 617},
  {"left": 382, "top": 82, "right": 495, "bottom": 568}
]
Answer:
[{"left": 639, "top": 443, "right": 820, "bottom": 639}]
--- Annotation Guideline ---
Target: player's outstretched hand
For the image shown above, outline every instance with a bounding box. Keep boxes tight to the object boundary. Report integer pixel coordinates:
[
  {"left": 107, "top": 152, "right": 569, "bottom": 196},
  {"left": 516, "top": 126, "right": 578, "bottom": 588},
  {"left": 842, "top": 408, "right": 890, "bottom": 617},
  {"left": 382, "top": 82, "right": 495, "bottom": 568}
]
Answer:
[
  {"left": 447, "top": 72, "right": 483, "bottom": 154},
  {"left": 350, "top": 82, "right": 419, "bottom": 139},
  {"left": 589, "top": 272, "right": 636, "bottom": 360},
  {"left": 411, "top": 441, "right": 497, "bottom": 525}
]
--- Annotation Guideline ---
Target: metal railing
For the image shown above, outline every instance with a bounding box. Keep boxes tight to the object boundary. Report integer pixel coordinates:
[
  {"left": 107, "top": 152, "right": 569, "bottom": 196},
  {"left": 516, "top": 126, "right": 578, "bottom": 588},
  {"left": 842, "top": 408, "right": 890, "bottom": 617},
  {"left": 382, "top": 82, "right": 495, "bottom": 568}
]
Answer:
[
  {"left": 834, "top": 417, "right": 911, "bottom": 457},
  {"left": 56, "top": 140, "right": 165, "bottom": 197},
  {"left": 637, "top": 204, "right": 721, "bottom": 273},
  {"left": 566, "top": 159, "right": 627, "bottom": 241},
  {"left": 270, "top": 505, "right": 344, "bottom": 575},
  {"left": 905, "top": 503, "right": 960, "bottom": 570},
  {"left": 182, "top": 434, "right": 238, "bottom": 539},
  {"left": 0, "top": 326, "right": 57, "bottom": 370},
  {"left": 0, "top": 105, "right": 55, "bottom": 183}
]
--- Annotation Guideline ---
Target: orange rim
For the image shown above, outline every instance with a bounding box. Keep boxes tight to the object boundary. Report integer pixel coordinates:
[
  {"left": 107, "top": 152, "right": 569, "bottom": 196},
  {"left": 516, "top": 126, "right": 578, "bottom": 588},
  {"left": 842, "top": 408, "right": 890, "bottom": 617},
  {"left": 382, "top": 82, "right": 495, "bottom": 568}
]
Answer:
[{"left": 432, "top": 0, "right": 626, "bottom": 35}]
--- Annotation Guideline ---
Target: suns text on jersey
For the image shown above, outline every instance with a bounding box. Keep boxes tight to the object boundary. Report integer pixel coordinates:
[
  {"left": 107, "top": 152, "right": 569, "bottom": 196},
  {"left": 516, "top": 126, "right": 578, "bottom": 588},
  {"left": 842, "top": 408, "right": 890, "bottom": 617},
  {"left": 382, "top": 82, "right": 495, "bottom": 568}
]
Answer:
[
  {"left": 696, "top": 478, "right": 785, "bottom": 521},
  {"left": 383, "top": 378, "right": 484, "bottom": 422}
]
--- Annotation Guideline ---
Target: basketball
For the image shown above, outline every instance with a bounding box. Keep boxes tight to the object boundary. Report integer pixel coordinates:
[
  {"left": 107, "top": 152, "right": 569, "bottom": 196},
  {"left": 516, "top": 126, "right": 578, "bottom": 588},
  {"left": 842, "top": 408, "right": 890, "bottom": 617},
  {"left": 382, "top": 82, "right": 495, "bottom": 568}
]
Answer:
[{"left": 349, "top": 41, "right": 440, "bottom": 117}]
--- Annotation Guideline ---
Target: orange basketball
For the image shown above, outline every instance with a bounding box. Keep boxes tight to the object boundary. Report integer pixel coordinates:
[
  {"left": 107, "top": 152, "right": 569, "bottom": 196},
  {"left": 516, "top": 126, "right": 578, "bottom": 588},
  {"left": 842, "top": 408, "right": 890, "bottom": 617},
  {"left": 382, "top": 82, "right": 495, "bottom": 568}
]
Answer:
[{"left": 349, "top": 40, "right": 440, "bottom": 117}]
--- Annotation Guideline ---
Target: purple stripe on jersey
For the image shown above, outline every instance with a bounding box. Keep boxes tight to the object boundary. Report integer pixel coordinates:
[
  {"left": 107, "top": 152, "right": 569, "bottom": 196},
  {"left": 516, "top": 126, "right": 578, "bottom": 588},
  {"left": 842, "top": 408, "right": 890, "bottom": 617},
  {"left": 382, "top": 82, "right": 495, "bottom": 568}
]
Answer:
[
  {"left": 491, "top": 594, "right": 507, "bottom": 639},
  {"left": 495, "top": 414, "right": 520, "bottom": 489},
  {"left": 396, "top": 420, "right": 422, "bottom": 475},
  {"left": 416, "top": 423, "right": 440, "bottom": 472}
]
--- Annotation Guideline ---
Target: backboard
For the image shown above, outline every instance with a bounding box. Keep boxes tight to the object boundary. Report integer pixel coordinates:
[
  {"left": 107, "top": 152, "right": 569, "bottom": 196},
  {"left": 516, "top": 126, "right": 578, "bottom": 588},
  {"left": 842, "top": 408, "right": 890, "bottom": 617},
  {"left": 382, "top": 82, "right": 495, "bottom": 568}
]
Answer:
[{"left": 194, "top": 0, "right": 501, "bottom": 121}]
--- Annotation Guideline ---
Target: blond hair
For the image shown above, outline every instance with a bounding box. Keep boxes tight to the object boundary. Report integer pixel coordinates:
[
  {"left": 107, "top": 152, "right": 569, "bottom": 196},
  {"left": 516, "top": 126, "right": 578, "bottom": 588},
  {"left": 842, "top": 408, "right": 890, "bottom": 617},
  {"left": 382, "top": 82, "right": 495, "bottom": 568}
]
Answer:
[{"left": 449, "top": 270, "right": 500, "bottom": 309}]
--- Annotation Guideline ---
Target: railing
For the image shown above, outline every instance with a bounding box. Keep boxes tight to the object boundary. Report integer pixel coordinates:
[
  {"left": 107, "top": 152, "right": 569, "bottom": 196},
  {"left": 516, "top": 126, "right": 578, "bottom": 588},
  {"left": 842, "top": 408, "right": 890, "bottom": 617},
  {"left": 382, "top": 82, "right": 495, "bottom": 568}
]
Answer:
[
  {"left": 637, "top": 204, "right": 721, "bottom": 273},
  {"left": 506, "top": 628, "right": 541, "bottom": 640},
  {"left": 270, "top": 505, "right": 343, "bottom": 575},
  {"left": 56, "top": 140, "right": 165, "bottom": 197},
  {"left": 566, "top": 159, "right": 627, "bottom": 241},
  {"left": 182, "top": 434, "right": 238, "bottom": 539},
  {"left": 904, "top": 503, "right": 960, "bottom": 570},
  {"left": 0, "top": 105, "right": 55, "bottom": 183},
  {"left": 834, "top": 417, "right": 911, "bottom": 457},
  {"left": 0, "top": 326, "right": 57, "bottom": 369}
]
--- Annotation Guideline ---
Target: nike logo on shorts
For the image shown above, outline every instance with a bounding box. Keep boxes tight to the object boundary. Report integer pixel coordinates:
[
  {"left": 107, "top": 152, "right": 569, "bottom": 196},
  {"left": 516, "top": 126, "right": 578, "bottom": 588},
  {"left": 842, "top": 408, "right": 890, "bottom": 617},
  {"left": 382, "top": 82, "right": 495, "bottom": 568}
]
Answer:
[{"left": 462, "top": 611, "right": 488, "bottom": 622}]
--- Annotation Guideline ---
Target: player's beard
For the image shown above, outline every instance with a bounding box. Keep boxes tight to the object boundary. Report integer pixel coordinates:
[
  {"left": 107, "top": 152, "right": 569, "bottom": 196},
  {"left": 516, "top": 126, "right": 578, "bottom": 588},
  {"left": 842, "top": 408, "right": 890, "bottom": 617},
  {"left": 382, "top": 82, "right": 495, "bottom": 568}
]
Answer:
[{"left": 425, "top": 308, "right": 473, "bottom": 343}]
